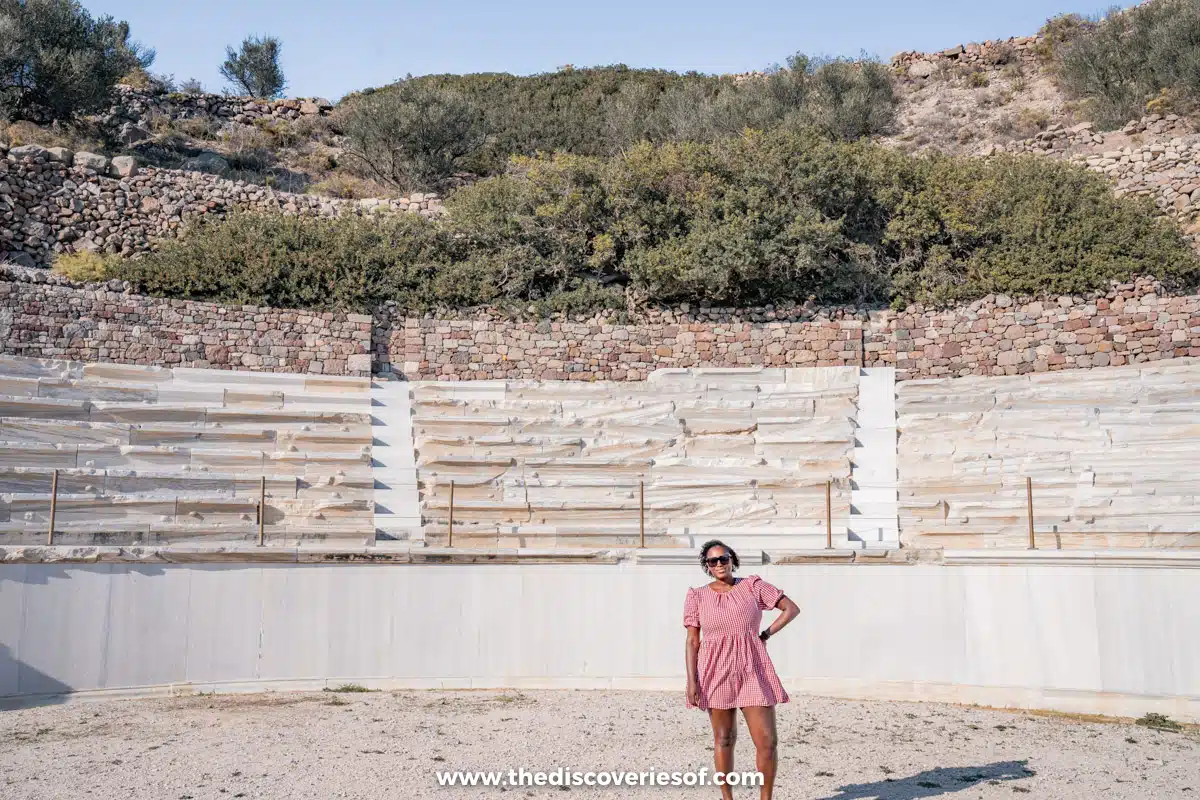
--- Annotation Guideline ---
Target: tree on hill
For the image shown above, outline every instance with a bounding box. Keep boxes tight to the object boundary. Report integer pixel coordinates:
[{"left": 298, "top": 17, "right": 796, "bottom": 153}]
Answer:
[
  {"left": 339, "top": 80, "right": 487, "bottom": 191},
  {"left": 220, "top": 34, "right": 286, "bottom": 99},
  {"left": 0, "top": 0, "right": 154, "bottom": 122}
]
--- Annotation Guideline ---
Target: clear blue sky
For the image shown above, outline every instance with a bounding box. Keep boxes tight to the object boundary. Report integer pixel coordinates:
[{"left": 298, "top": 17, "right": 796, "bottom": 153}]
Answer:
[{"left": 95, "top": 0, "right": 1112, "bottom": 101}]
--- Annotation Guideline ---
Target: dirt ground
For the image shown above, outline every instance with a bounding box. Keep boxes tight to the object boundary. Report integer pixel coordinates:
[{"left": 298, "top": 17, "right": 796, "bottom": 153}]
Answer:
[{"left": 1, "top": 690, "right": 1197, "bottom": 799}]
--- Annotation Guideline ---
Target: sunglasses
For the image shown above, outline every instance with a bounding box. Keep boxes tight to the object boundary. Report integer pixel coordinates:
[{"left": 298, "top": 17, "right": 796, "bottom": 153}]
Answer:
[{"left": 705, "top": 555, "right": 731, "bottom": 567}]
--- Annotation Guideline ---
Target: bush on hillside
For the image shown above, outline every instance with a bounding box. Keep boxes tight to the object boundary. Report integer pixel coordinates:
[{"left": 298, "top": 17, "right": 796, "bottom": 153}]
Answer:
[
  {"left": 114, "top": 129, "right": 1200, "bottom": 312},
  {"left": 1053, "top": 0, "right": 1200, "bottom": 129},
  {"left": 114, "top": 212, "right": 463, "bottom": 311},
  {"left": 220, "top": 34, "right": 286, "bottom": 99},
  {"left": 338, "top": 81, "right": 486, "bottom": 191},
  {"left": 0, "top": 0, "right": 154, "bottom": 123},
  {"left": 342, "top": 56, "right": 898, "bottom": 182}
]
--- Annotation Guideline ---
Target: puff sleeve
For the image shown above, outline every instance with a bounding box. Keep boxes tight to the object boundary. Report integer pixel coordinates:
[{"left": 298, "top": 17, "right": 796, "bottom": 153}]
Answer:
[
  {"left": 683, "top": 587, "right": 700, "bottom": 628},
  {"left": 751, "top": 576, "right": 785, "bottom": 611}
]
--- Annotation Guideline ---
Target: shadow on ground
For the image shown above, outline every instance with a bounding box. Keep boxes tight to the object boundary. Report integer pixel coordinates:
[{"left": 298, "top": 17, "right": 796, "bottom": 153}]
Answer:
[{"left": 815, "top": 760, "right": 1035, "bottom": 799}]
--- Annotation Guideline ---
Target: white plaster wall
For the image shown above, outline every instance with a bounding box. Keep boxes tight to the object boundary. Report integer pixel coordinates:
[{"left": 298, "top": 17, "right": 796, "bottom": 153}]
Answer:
[{"left": 1, "top": 563, "right": 1196, "bottom": 721}]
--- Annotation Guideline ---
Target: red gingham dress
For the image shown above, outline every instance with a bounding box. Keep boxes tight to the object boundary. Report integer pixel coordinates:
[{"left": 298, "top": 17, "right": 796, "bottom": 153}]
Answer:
[{"left": 683, "top": 575, "right": 789, "bottom": 710}]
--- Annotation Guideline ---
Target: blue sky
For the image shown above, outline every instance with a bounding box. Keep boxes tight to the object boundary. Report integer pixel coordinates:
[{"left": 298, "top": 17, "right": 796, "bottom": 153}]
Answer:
[{"left": 96, "top": 0, "right": 1112, "bottom": 101}]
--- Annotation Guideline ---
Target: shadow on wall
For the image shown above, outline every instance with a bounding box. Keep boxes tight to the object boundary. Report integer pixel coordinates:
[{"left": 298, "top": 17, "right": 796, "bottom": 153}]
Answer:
[
  {"left": 816, "top": 760, "right": 1035, "bottom": 800},
  {"left": 0, "top": 564, "right": 160, "bottom": 710},
  {"left": 0, "top": 643, "right": 73, "bottom": 711}
]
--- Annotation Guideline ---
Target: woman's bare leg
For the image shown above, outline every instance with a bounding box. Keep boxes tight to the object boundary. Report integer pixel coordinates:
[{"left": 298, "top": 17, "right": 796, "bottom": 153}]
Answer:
[
  {"left": 741, "top": 705, "right": 778, "bottom": 800},
  {"left": 708, "top": 708, "right": 737, "bottom": 800}
]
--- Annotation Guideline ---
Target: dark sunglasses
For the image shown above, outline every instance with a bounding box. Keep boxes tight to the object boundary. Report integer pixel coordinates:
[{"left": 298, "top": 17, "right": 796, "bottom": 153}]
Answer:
[{"left": 705, "top": 555, "right": 731, "bottom": 566}]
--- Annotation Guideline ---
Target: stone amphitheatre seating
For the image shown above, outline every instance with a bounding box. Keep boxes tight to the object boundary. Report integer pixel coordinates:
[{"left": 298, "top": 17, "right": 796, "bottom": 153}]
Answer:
[
  {"left": 898, "top": 361, "right": 1200, "bottom": 550},
  {"left": 410, "top": 368, "right": 858, "bottom": 550},
  {"left": 0, "top": 355, "right": 373, "bottom": 546}
]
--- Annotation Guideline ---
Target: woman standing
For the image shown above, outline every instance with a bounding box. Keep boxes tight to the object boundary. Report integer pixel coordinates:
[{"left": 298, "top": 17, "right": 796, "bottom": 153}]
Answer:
[{"left": 684, "top": 540, "right": 800, "bottom": 800}]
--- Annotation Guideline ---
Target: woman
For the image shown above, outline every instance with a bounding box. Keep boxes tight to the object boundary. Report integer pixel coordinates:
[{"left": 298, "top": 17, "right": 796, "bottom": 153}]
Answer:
[{"left": 684, "top": 540, "right": 800, "bottom": 800}]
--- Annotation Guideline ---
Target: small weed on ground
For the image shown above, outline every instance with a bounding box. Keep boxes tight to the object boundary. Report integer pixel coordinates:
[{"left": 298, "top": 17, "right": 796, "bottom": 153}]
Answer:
[
  {"left": 324, "top": 684, "right": 372, "bottom": 693},
  {"left": 1137, "top": 713, "right": 1183, "bottom": 732}
]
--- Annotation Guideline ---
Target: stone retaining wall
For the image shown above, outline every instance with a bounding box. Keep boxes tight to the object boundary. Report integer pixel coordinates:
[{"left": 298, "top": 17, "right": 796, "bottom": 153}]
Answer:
[
  {"left": 379, "top": 277, "right": 1200, "bottom": 380},
  {"left": 0, "top": 267, "right": 371, "bottom": 375},
  {"left": 891, "top": 35, "right": 1046, "bottom": 78},
  {"left": 0, "top": 149, "right": 441, "bottom": 267},
  {"left": 2, "top": 270, "right": 1197, "bottom": 381},
  {"left": 107, "top": 85, "right": 334, "bottom": 128}
]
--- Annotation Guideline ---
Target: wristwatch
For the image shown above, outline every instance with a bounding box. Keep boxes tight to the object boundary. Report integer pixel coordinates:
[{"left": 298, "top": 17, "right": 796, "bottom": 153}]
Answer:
[{"left": 759, "top": 629, "right": 772, "bottom": 641}]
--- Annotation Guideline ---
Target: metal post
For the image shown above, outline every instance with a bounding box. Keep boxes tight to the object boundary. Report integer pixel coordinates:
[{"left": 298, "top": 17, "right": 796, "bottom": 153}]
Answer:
[
  {"left": 639, "top": 481, "right": 645, "bottom": 549},
  {"left": 825, "top": 480, "right": 833, "bottom": 549},
  {"left": 448, "top": 480, "right": 455, "bottom": 548},
  {"left": 258, "top": 476, "right": 266, "bottom": 547},
  {"left": 1026, "top": 477, "right": 1036, "bottom": 550},
  {"left": 47, "top": 469, "right": 58, "bottom": 546}
]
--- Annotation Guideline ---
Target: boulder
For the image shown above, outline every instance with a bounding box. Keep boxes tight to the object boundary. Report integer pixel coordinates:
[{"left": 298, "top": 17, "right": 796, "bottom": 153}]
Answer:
[
  {"left": 74, "top": 152, "right": 110, "bottom": 171},
  {"left": 46, "top": 146, "right": 74, "bottom": 163},
  {"left": 908, "top": 60, "right": 936, "bottom": 79},
  {"left": 8, "top": 144, "right": 50, "bottom": 161},
  {"left": 109, "top": 155, "right": 138, "bottom": 178},
  {"left": 299, "top": 101, "right": 321, "bottom": 115},
  {"left": 118, "top": 122, "right": 152, "bottom": 145},
  {"left": 182, "top": 151, "right": 231, "bottom": 175}
]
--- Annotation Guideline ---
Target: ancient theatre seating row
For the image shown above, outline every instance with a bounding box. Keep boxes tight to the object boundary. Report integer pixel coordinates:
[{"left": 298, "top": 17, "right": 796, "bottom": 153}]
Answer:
[{"left": 0, "top": 356, "right": 374, "bottom": 546}]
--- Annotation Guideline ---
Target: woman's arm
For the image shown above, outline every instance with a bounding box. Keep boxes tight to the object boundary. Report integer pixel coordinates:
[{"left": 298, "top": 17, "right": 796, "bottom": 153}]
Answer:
[
  {"left": 762, "top": 595, "right": 800, "bottom": 638},
  {"left": 685, "top": 626, "right": 701, "bottom": 705}
]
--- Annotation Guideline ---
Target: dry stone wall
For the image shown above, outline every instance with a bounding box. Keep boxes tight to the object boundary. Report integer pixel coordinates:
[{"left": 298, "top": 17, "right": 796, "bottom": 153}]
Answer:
[
  {"left": 106, "top": 85, "right": 334, "bottom": 127},
  {"left": 380, "top": 278, "right": 1200, "bottom": 381},
  {"left": 0, "top": 146, "right": 442, "bottom": 267},
  {"left": 0, "top": 266, "right": 371, "bottom": 376},
  {"left": 2, "top": 270, "right": 1199, "bottom": 382},
  {"left": 892, "top": 36, "right": 1046, "bottom": 79},
  {"left": 983, "top": 114, "right": 1200, "bottom": 231}
]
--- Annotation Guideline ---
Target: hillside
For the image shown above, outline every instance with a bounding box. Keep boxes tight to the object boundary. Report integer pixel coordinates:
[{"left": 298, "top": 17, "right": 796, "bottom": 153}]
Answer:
[{"left": 5, "top": 0, "right": 1200, "bottom": 313}]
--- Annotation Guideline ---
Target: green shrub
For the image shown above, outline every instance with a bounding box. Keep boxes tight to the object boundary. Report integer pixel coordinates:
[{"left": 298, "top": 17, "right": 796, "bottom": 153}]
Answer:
[
  {"left": 112, "top": 212, "right": 462, "bottom": 312},
  {"left": 796, "top": 56, "right": 899, "bottom": 140},
  {"left": 344, "top": 56, "right": 897, "bottom": 181},
  {"left": 1053, "top": 0, "right": 1200, "bottom": 129},
  {"left": 0, "top": 0, "right": 154, "bottom": 123},
  {"left": 115, "top": 129, "right": 1200, "bottom": 313},
  {"left": 338, "top": 81, "right": 486, "bottom": 191},
  {"left": 883, "top": 154, "right": 1195, "bottom": 305}
]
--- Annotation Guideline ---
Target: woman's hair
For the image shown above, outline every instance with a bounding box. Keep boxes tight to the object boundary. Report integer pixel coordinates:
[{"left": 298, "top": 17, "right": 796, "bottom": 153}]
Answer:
[{"left": 699, "top": 539, "right": 740, "bottom": 574}]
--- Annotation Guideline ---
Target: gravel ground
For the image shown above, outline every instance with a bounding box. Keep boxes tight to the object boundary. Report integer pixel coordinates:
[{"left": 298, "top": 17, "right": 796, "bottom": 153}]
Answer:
[{"left": 1, "top": 690, "right": 1197, "bottom": 799}]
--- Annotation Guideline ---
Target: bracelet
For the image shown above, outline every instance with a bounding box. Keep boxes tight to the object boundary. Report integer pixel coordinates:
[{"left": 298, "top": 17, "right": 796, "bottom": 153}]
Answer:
[{"left": 759, "top": 629, "right": 772, "bottom": 641}]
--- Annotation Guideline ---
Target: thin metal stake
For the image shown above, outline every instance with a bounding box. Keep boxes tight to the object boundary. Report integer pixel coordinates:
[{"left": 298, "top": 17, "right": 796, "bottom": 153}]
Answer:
[
  {"left": 825, "top": 480, "right": 833, "bottom": 549},
  {"left": 47, "top": 469, "right": 58, "bottom": 546},
  {"left": 448, "top": 480, "right": 455, "bottom": 548},
  {"left": 258, "top": 476, "right": 266, "bottom": 547},
  {"left": 1026, "top": 477, "right": 1036, "bottom": 550},
  {"left": 639, "top": 481, "right": 645, "bottom": 549}
]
